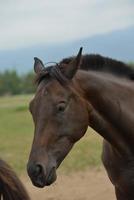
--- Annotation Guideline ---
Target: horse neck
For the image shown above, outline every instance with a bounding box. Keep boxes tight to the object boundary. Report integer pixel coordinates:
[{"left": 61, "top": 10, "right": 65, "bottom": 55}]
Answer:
[{"left": 75, "top": 70, "right": 134, "bottom": 155}]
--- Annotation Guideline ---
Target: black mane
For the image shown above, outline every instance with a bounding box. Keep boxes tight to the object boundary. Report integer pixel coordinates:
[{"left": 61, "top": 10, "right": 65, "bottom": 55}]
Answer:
[
  {"left": 36, "top": 54, "right": 134, "bottom": 85},
  {"left": 60, "top": 54, "right": 134, "bottom": 80}
]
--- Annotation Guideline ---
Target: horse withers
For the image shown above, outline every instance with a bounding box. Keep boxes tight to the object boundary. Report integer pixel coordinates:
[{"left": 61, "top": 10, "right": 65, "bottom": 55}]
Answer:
[{"left": 27, "top": 48, "right": 134, "bottom": 200}]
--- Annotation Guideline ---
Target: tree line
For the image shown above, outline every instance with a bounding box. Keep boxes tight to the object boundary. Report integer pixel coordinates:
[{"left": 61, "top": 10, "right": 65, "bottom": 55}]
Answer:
[{"left": 0, "top": 70, "right": 35, "bottom": 96}]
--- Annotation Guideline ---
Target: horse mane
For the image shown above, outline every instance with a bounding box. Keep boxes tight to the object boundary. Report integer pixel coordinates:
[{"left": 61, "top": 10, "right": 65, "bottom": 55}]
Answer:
[
  {"left": 0, "top": 159, "right": 30, "bottom": 200},
  {"left": 35, "top": 54, "right": 134, "bottom": 85},
  {"left": 60, "top": 54, "right": 134, "bottom": 80}
]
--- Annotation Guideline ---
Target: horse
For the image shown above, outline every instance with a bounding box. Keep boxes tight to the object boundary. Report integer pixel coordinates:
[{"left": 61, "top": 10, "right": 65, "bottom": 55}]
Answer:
[
  {"left": 0, "top": 159, "right": 30, "bottom": 200},
  {"left": 27, "top": 48, "right": 134, "bottom": 200}
]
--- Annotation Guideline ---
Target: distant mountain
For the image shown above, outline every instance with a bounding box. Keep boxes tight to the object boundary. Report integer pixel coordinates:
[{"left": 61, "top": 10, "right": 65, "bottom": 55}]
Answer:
[{"left": 0, "top": 26, "right": 133, "bottom": 73}]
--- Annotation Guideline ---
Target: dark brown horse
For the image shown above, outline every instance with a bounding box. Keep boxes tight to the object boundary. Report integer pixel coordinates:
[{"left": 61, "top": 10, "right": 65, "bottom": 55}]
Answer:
[
  {"left": 27, "top": 48, "right": 134, "bottom": 200},
  {"left": 0, "top": 159, "right": 30, "bottom": 200}
]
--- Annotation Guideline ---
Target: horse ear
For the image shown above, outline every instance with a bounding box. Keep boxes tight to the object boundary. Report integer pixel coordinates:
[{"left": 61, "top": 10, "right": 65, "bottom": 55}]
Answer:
[
  {"left": 63, "top": 47, "right": 83, "bottom": 79},
  {"left": 34, "top": 57, "right": 44, "bottom": 74}
]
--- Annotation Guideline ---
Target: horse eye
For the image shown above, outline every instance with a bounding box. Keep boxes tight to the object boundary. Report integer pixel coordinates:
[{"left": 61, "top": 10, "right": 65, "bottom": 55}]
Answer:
[{"left": 57, "top": 102, "right": 66, "bottom": 112}]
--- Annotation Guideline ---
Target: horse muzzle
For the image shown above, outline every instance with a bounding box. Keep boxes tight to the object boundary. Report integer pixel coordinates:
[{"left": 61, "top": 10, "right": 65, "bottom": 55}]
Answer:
[{"left": 27, "top": 162, "right": 57, "bottom": 188}]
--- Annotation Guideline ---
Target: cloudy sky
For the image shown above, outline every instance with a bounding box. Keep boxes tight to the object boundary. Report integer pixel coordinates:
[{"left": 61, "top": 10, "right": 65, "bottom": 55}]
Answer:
[{"left": 0, "top": 0, "right": 134, "bottom": 51}]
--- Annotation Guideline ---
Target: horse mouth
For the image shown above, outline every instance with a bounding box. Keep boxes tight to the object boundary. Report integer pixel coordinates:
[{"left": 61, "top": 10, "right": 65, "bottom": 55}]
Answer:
[
  {"left": 30, "top": 167, "right": 57, "bottom": 188},
  {"left": 31, "top": 174, "right": 46, "bottom": 188}
]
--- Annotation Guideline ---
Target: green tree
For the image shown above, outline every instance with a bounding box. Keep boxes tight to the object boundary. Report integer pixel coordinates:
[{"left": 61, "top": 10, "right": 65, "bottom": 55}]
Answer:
[
  {"left": 0, "top": 70, "right": 21, "bottom": 95},
  {"left": 20, "top": 72, "right": 35, "bottom": 94}
]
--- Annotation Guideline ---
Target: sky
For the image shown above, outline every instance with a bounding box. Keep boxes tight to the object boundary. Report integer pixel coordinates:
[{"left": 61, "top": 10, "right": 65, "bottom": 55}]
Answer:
[{"left": 0, "top": 0, "right": 134, "bottom": 51}]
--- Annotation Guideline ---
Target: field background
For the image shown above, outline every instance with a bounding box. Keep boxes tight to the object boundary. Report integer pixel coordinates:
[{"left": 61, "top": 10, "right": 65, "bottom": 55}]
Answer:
[{"left": 0, "top": 94, "right": 103, "bottom": 175}]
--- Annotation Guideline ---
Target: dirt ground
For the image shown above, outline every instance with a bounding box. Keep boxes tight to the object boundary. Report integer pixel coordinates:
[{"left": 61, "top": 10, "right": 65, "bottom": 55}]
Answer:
[{"left": 23, "top": 167, "right": 116, "bottom": 200}]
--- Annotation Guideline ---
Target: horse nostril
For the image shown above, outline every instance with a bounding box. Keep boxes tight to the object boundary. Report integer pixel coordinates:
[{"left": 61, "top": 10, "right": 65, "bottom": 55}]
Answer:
[
  {"left": 34, "top": 164, "right": 43, "bottom": 176},
  {"left": 27, "top": 163, "right": 44, "bottom": 177}
]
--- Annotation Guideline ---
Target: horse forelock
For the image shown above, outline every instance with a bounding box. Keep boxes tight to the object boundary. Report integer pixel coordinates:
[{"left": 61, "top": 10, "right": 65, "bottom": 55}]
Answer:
[
  {"left": 35, "top": 64, "right": 68, "bottom": 86},
  {"left": 35, "top": 66, "right": 52, "bottom": 85}
]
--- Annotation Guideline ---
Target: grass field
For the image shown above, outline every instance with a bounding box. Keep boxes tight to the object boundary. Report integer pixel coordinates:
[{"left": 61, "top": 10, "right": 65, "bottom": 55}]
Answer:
[{"left": 0, "top": 95, "right": 103, "bottom": 175}]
